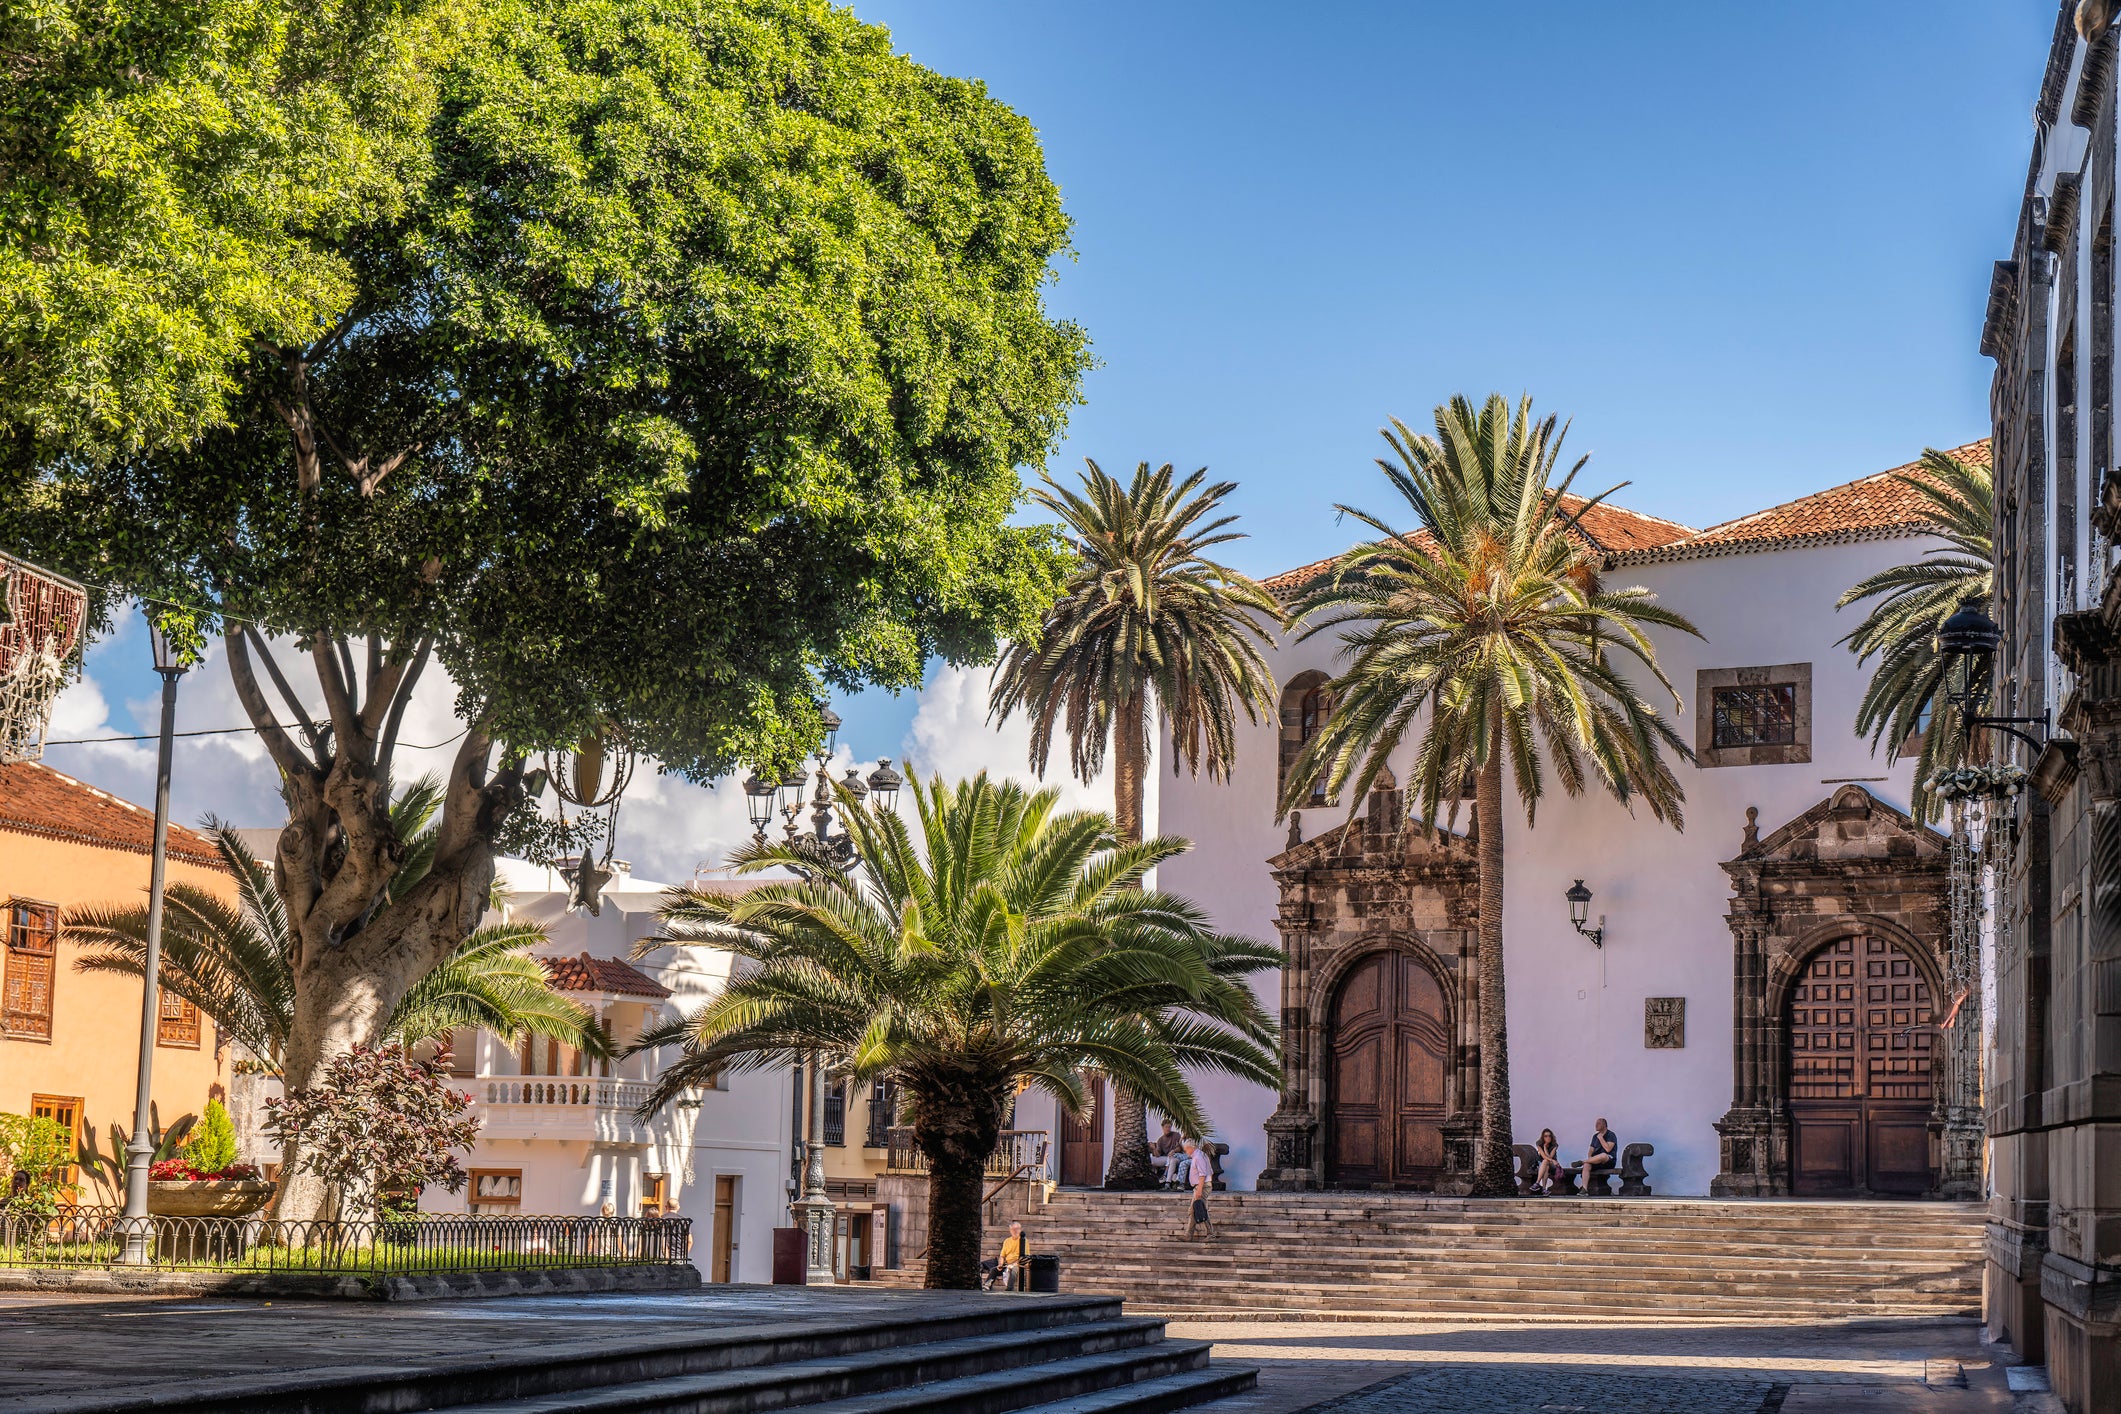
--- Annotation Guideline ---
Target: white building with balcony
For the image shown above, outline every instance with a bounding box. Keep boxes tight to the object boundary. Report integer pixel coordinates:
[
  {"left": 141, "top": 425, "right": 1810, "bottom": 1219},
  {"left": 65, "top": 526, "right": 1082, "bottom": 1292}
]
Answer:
[{"left": 419, "top": 860, "right": 794, "bottom": 1285}]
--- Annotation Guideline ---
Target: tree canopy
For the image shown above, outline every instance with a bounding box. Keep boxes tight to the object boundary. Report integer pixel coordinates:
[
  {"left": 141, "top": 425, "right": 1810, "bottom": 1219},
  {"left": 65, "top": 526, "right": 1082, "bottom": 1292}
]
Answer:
[
  {"left": 5, "top": 0, "right": 1087, "bottom": 774},
  {"left": 0, "top": 0, "right": 445, "bottom": 462}
]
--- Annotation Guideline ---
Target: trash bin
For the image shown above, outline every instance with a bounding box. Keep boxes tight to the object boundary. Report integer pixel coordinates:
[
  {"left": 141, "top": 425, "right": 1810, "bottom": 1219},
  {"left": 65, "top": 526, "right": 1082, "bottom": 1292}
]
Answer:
[
  {"left": 1028, "top": 1252, "right": 1060, "bottom": 1293},
  {"left": 772, "top": 1227, "right": 809, "bottom": 1284}
]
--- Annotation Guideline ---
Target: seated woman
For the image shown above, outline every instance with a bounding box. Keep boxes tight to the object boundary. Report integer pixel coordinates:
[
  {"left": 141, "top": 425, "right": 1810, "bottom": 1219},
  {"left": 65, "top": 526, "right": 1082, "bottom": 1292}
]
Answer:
[
  {"left": 1532, "top": 1129, "right": 1562, "bottom": 1195},
  {"left": 1579, "top": 1118, "right": 1618, "bottom": 1193}
]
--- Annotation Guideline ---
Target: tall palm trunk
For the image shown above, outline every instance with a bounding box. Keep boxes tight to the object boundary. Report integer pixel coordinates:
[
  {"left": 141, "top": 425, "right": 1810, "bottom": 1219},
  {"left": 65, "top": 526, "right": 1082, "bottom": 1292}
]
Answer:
[
  {"left": 915, "top": 1069, "right": 1007, "bottom": 1288},
  {"left": 1103, "top": 691, "right": 1159, "bottom": 1189},
  {"left": 1470, "top": 709, "right": 1516, "bottom": 1197}
]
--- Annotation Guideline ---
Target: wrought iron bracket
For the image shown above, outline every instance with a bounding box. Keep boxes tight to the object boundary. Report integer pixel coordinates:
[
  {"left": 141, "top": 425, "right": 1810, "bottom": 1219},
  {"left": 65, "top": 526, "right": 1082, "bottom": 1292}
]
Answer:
[{"left": 1965, "top": 711, "right": 2051, "bottom": 755}]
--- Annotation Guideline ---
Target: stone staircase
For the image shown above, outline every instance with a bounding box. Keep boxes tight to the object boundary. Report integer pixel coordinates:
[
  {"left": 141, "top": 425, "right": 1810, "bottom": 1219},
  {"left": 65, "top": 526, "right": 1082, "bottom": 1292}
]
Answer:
[
  {"left": 875, "top": 1190, "right": 1986, "bottom": 1320},
  {"left": 77, "top": 1291, "right": 1252, "bottom": 1414}
]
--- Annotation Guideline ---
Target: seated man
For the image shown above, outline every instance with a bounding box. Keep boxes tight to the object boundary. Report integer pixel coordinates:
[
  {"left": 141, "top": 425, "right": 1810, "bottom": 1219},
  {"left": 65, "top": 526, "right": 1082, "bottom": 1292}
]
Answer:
[
  {"left": 1579, "top": 1117, "right": 1618, "bottom": 1193},
  {"left": 1149, "top": 1120, "right": 1187, "bottom": 1186},
  {"left": 980, "top": 1220, "right": 1027, "bottom": 1291}
]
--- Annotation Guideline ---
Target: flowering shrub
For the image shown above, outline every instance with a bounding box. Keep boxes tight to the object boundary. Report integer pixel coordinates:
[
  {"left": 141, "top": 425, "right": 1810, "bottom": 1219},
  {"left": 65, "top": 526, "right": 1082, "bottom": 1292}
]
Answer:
[
  {"left": 149, "top": 1158, "right": 262, "bottom": 1182},
  {"left": 0, "top": 1113, "right": 72, "bottom": 1220},
  {"left": 265, "top": 1044, "right": 480, "bottom": 1220}
]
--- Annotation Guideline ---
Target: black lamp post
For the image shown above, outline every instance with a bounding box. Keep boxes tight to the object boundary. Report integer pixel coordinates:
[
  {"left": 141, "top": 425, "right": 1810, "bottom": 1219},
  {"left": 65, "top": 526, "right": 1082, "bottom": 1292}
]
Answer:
[
  {"left": 1565, "top": 879, "right": 1604, "bottom": 948},
  {"left": 122, "top": 621, "right": 188, "bottom": 1262},
  {"left": 753, "top": 705, "right": 904, "bottom": 864},
  {"left": 1936, "top": 596, "right": 2048, "bottom": 753}
]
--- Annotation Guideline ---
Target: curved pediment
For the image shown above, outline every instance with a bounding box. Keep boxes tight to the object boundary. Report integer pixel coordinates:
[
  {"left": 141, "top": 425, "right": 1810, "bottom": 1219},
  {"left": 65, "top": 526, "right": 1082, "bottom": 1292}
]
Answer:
[
  {"left": 1270, "top": 791, "right": 1473, "bottom": 874},
  {"left": 1726, "top": 784, "right": 1944, "bottom": 872}
]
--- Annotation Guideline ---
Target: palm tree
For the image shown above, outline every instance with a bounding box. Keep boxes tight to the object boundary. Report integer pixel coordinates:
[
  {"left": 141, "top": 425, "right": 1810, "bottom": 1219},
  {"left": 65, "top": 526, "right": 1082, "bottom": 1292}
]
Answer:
[
  {"left": 634, "top": 773, "right": 1280, "bottom": 1288},
  {"left": 1836, "top": 447, "right": 1993, "bottom": 824},
  {"left": 1282, "top": 394, "right": 1701, "bottom": 1196},
  {"left": 989, "top": 459, "right": 1281, "bottom": 1187},
  {"left": 64, "top": 792, "right": 605, "bottom": 1071}
]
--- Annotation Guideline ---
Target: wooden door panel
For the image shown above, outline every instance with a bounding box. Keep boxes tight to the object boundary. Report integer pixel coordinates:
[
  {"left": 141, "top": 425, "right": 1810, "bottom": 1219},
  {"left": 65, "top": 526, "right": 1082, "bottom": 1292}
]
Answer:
[
  {"left": 1328, "top": 951, "right": 1450, "bottom": 1188},
  {"left": 1867, "top": 1113, "right": 1932, "bottom": 1194},
  {"left": 1787, "top": 934, "right": 1936, "bottom": 1196},
  {"left": 1059, "top": 1077, "right": 1105, "bottom": 1187}
]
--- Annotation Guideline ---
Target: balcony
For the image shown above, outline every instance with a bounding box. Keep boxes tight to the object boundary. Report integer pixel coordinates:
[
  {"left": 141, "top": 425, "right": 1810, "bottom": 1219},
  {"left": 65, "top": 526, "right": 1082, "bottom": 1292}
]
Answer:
[
  {"left": 884, "top": 1128, "right": 1049, "bottom": 1183},
  {"left": 459, "top": 1075, "right": 656, "bottom": 1147}
]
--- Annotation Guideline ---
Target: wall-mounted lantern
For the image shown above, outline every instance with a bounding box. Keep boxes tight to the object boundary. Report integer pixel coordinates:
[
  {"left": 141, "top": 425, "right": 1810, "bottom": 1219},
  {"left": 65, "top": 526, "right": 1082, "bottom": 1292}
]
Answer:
[{"left": 1565, "top": 879, "right": 1605, "bottom": 948}]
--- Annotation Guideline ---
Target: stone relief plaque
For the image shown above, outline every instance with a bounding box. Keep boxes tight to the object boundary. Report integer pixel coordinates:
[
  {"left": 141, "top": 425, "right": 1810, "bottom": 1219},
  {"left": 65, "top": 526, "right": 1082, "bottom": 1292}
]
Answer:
[{"left": 1644, "top": 996, "right": 1685, "bottom": 1049}]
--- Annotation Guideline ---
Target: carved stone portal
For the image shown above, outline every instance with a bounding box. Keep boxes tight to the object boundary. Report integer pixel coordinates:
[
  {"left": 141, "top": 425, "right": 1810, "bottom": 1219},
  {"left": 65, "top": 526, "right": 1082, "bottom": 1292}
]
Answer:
[
  {"left": 1711, "top": 785, "right": 1973, "bottom": 1198},
  {"left": 1256, "top": 786, "right": 1481, "bottom": 1192},
  {"left": 1644, "top": 997, "right": 1686, "bottom": 1049}
]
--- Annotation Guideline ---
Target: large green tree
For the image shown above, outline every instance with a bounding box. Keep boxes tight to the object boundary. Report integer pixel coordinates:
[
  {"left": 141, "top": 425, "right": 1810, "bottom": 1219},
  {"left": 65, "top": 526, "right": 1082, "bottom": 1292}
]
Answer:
[
  {"left": 0, "top": 0, "right": 445, "bottom": 462},
  {"left": 638, "top": 774, "right": 1280, "bottom": 1288},
  {"left": 1283, "top": 395, "right": 1699, "bottom": 1196},
  {"left": 1835, "top": 447, "right": 1993, "bottom": 823},
  {"left": 987, "top": 460, "right": 1280, "bottom": 1187},
  {"left": 4, "top": 0, "right": 1086, "bottom": 1219}
]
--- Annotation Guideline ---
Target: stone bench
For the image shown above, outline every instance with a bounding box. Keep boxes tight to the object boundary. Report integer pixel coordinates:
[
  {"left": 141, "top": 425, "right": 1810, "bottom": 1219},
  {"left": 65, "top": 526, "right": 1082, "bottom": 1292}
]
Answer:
[
  {"left": 1512, "top": 1142, "right": 1654, "bottom": 1197},
  {"left": 1155, "top": 1140, "right": 1229, "bottom": 1192}
]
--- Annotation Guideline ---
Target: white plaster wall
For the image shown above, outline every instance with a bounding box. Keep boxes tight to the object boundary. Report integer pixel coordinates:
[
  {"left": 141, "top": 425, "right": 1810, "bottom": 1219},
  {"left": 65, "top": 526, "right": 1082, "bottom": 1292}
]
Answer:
[
  {"left": 414, "top": 868, "right": 794, "bottom": 1283},
  {"left": 1158, "top": 533, "right": 1937, "bottom": 1196}
]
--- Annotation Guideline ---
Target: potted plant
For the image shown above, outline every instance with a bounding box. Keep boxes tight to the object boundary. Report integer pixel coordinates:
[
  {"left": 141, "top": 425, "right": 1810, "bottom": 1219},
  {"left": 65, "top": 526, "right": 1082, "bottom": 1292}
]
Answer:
[{"left": 147, "top": 1100, "right": 274, "bottom": 1217}]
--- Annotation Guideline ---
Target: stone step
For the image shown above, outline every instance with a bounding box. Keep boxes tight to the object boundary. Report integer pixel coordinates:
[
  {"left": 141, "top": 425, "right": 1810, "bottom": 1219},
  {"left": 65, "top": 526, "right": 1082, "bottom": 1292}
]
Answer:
[
  {"left": 88, "top": 1295, "right": 1138, "bottom": 1414},
  {"left": 1006, "top": 1227, "right": 1981, "bottom": 1256},
  {"left": 437, "top": 1331, "right": 1224, "bottom": 1414}
]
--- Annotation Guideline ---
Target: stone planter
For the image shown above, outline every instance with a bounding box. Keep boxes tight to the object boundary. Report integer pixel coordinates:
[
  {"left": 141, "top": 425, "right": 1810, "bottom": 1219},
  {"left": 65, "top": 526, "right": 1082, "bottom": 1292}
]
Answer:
[{"left": 146, "top": 1179, "right": 275, "bottom": 1218}]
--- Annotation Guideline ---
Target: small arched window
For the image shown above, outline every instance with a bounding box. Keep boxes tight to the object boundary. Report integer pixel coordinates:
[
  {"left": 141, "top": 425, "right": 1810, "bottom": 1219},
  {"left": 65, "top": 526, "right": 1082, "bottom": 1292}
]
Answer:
[{"left": 1279, "top": 671, "right": 1334, "bottom": 809}]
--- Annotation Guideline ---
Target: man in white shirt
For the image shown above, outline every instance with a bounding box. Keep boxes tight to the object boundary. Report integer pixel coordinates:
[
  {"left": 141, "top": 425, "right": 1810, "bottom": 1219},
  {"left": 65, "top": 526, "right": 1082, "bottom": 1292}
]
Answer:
[{"left": 1182, "top": 1137, "right": 1214, "bottom": 1240}]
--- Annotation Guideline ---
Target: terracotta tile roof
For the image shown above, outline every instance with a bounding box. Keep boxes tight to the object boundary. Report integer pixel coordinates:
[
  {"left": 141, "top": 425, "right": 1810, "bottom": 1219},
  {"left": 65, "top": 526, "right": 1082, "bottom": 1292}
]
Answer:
[
  {"left": 1606, "top": 438, "right": 1992, "bottom": 567},
  {"left": 0, "top": 761, "right": 224, "bottom": 869},
  {"left": 540, "top": 951, "right": 671, "bottom": 999},
  {"left": 1260, "top": 495, "right": 1695, "bottom": 599}
]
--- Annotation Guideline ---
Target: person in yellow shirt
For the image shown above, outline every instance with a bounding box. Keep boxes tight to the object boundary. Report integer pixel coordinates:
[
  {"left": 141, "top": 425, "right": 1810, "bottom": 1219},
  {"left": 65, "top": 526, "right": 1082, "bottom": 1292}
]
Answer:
[{"left": 982, "top": 1220, "right": 1027, "bottom": 1290}]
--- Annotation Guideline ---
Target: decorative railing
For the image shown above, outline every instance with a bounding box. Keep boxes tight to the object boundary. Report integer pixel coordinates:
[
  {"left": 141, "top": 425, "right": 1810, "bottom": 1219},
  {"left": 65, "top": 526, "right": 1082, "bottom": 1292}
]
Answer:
[
  {"left": 477, "top": 1077, "right": 654, "bottom": 1110},
  {"left": 884, "top": 1128, "right": 1049, "bottom": 1182},
  {"left": 0, "top": 1206, "right": 692, "bottom": 1274}
]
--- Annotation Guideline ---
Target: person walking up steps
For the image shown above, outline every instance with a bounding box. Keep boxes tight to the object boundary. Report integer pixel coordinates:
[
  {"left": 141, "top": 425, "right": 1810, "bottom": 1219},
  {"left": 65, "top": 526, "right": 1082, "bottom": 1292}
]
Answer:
[{"left": 1182, "top": 1136, "right": 1214, "bottom": 1240}]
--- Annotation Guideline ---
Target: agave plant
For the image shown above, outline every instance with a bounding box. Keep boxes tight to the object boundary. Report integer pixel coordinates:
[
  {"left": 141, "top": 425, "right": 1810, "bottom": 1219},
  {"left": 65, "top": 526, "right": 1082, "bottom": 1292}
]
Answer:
[
  {"left": 64, "top": 780, "right": 606, "bottom": 1071},
  {"left": 1836, "top": 447, "right": 1993, "bottom": 824}
]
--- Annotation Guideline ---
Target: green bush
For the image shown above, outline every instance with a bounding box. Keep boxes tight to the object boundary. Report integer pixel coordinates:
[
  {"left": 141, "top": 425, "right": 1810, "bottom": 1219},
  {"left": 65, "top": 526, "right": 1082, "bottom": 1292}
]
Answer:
[
  {"left": 0, "top": 1113, "right": 73, "bottom": 1219},
  {"left": 186, "top": 1100, "right": 238, "bottom": 1175}
]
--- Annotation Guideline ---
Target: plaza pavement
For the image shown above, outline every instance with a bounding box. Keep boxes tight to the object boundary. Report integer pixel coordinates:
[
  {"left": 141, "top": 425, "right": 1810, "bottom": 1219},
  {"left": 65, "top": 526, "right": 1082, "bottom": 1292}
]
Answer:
[
  {"left": 1163, "top": 1315, "right": 2055, "bottom": 1413},
  {"left": 0, "top": 1291, "right": 2061, "bottom": 1414}
]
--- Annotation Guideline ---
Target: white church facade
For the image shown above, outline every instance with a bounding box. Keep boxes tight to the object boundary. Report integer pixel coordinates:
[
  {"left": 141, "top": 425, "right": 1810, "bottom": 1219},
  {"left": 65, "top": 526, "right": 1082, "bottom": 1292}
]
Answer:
[{"left": 1143, "top": 442, "right": 1989, "bottom": 1201}]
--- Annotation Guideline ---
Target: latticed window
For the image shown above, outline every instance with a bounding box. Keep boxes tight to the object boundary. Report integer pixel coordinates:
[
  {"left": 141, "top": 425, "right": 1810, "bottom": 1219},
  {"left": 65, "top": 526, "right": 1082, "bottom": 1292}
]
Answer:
[
  {"left": 823, "top": 1078, "right": 846, "bottom": 1147},
  {"left": 156, "top": 989, "right": 201, "bottom": 1048},
  {"left": 1711, "top": 683, "right": 1798, "bottom": 749},
  {"left": 3, "top": 899, "right": 58, "bottom": 1039},
  {"left": 865, "top": 1078, "right": 899, "bottom": 1148}
]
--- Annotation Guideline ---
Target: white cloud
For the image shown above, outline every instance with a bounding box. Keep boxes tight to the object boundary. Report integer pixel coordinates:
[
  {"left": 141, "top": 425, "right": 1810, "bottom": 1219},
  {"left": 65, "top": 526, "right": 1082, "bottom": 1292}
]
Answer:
[{"left": 902, "top": 662, "right": 1114, "bottom": 816}]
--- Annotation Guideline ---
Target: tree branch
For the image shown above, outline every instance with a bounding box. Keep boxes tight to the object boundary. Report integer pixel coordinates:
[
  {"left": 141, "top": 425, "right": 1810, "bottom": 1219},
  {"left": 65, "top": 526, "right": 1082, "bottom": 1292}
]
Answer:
[
  {"left": 374, "top": 637, "right": 433, "bottom": 791},
  {"left": 224, "top": 626, "right": 312, "bottom": 783},
  {"left": 314, "top": 636, "right": 364, "bottom": 769},
  {"left": 240, "top": 624, "right": 325, "bottom": 767}
]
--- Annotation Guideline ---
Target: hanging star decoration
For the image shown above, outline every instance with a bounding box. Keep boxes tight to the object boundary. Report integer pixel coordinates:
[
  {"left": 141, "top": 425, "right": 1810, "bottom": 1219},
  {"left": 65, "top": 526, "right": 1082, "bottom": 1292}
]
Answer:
[{"left": 567, "top": 851, "right": 613, "bottom": 915}]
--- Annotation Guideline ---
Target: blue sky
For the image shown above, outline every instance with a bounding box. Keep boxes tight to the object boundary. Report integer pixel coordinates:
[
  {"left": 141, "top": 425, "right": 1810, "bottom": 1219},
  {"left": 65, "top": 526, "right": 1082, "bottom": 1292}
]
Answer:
[{"left": 47, "top": 1, "right": 2056, "bottom": 864}]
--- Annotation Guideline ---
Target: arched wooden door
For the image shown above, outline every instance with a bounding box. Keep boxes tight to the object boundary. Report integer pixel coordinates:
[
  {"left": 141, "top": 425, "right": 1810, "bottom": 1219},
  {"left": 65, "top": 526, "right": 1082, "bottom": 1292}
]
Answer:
[
  {"left": 1326, "top": 951, "right": 1449, "bottom": 1188},
  {"left": 1786, "top": 934, "right": 1936, "bottom": 1195}
]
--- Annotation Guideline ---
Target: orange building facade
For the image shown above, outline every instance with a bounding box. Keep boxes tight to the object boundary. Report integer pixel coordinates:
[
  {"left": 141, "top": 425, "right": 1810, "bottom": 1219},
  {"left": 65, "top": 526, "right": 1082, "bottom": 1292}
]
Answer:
[{"left": 0, "top": 762, "right": 233, "bottom": 1193}]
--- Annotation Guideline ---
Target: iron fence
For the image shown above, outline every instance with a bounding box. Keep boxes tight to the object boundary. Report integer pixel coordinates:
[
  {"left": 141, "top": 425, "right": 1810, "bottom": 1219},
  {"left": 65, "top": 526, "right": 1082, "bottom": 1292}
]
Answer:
[{"left": 0, "top": 1206, "right": 692, "bottom": 1275}]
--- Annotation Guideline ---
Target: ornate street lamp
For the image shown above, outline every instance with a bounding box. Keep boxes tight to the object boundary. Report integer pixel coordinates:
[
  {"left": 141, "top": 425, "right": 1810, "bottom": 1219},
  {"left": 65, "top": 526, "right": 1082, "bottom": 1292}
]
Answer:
[
  {"left": 123, "top": 621, "right": 189, "bottom": 1263},
  {"left": 744, "top": 771, "right": 777, "bottom": 841},
  {"left": 1564, "top": 879, "right": 1604, "bottom": 949},
  {"left": 1936, "top": 596, "right": 2048, "bottom": 753}
]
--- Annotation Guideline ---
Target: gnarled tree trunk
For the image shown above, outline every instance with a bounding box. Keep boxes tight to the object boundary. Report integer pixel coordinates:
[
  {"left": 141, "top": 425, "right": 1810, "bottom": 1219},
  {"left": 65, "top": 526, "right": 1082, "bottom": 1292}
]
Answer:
[
  {"left": 227, "top": 628, "right": 514, "bottom": 1222},
  {"left": 1468, "top": 712, "right": 1516, "bottom": 1197}
]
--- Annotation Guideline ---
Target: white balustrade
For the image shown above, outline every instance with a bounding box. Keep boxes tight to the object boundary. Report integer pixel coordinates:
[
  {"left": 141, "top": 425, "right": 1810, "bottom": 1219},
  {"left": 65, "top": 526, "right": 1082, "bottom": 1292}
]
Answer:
[{"left": 457, "top": 1075, "right": 656, "bottom": 1144}]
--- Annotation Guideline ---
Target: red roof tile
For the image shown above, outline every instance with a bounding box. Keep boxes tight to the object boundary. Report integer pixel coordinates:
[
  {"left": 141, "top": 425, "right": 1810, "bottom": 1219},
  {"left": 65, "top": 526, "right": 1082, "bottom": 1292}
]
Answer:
[
  {"left": 0, "top": 762, "right": 224, "bottom": 869},
  {"left": 1261, "top": 495, "right": 1695, "bottom": 598},
  {"left": 540, "top": 951, "right": 671, "bottom": 999},
  {"left": 1607, "top": 439, "right": 1992, "bottom": 566}
]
